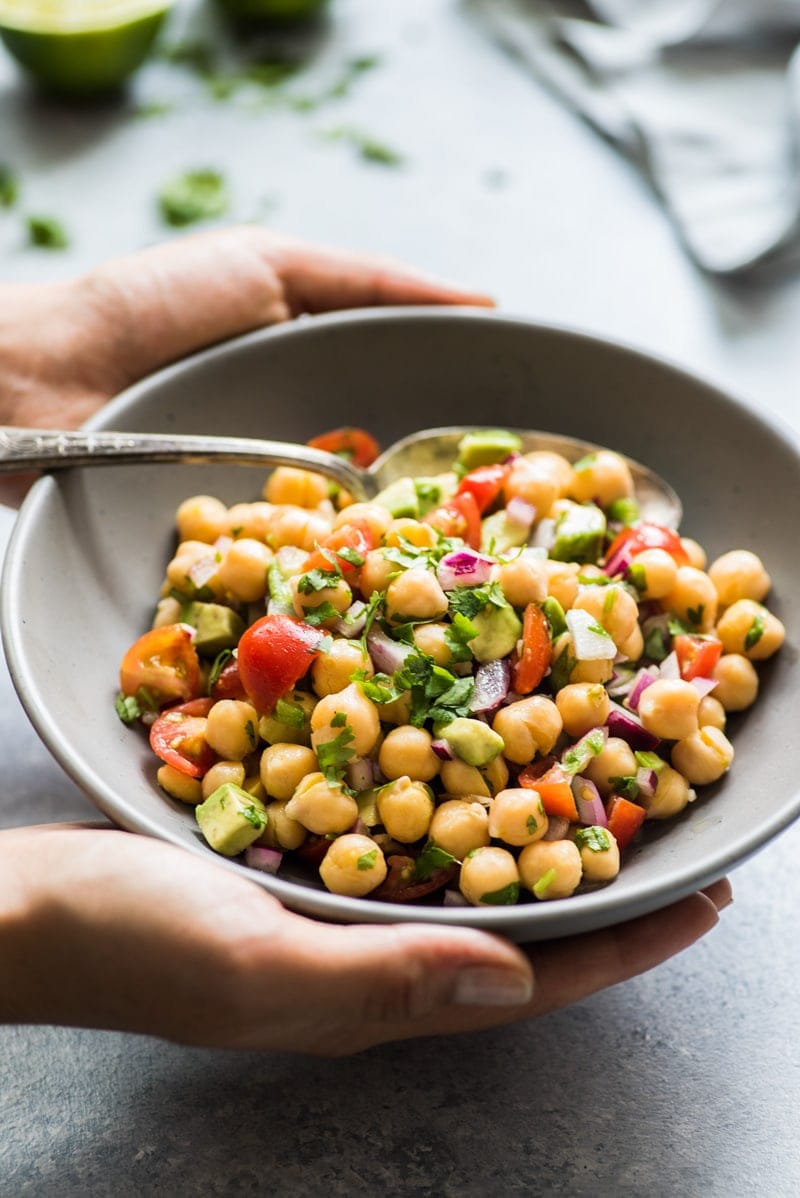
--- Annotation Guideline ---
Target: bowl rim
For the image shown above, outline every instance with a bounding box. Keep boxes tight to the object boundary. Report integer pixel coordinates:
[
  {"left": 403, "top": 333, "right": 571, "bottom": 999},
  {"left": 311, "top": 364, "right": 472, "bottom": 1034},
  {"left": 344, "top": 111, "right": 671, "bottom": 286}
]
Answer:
[{"left": 4, "top": 306, "right": 800, "bottom": 938}]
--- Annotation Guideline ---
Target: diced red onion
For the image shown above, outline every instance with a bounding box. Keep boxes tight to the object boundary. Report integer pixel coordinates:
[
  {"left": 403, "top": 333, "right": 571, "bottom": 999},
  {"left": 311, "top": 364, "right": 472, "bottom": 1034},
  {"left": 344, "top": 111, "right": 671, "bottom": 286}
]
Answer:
[
  {"left": 607, "top": 666, "right": 637, "bottom": 698},
  {"left": 571, "top": 776, "right": 608, "bottom": 827},
  {"left": 603, "top": 543, "right": 635, "bottom": 578},
  {"left": 346, "top": 756, "right": 376, "bottom": 792},
  {"left": 471, "top": 658, "right": 511, "bottom": 714},
  {"left": 542, "top": 815, "right": 571, "bottom": 841},
  {"left": 627, "top": 666, "right": 660, "bottom": 712},
  {"left": 436, "top": 549, "right": 494, "bottom": 591},
  {"left": 690, "top": 676, "right": 719, "bottom": 699},
  {"left": 635, "top": 766, "right": 658, "bottom": 799},
  {"left": 332, "top": 600, "right": 367, "bottom": 639},
  {"left": 431, "top": 738, "right": 455, "bottom": 761},
  {"left": 606, "top": 702, "right": 661, "bottom": 751},
  {"left": 244, "top": 845, "right": 283, "bottom": 875},
  {"left": 443, "top": 888, "right": 470, "bottom": 907},
  {"left": 659, "top": 651, "right": 680, "bottom": 680},
  {"left": 367, "top": 627, "right": 412, "bottom": 675},
  {"left": 506, "top": 496, "right": 537, "bottom": 530}
]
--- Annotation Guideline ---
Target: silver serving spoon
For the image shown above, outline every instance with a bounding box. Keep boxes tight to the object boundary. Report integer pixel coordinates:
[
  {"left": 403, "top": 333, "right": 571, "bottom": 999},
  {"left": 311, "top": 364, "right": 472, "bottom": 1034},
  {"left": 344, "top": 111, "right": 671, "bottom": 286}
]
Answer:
[{"left": 0, "top": 424, "right": 682, "bottom": 526}]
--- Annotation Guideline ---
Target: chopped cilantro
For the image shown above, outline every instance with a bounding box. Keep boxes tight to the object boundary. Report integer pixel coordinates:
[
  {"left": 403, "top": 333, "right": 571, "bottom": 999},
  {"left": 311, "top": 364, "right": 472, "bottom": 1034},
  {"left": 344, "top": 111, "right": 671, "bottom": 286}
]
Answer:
[
  {"left": 634, "top": 750, "right": 665, "bottom": 773},
  {"left": 336, "top": 545, "right": 365, "bottom": 568},
  {"left": 244, "top": 720, "right": 257, "bottom": 746},
  {"left": 562, "top": 728, "right": 606, "bottom": 775},
  {"left": 359, "top": 590, "right": 385, "bottom": 651},
  {"left": 411, "top": 840, "right": 457, "bottom": 881},
  {"left": 134, "top": 100, "right": 175, "bottom": 119},
  {"left": 686, "top": 604, "right": 705, "bottom": 628},
  {"left": 549, "top": 648, "right": 577, "bottom": 692},
  {"left": 297, "top": 567, "right": 341, "bottom": 594},
  {"left": 603, "top": 587, "right": 618, "bottom": 615},
  {"left": 302, "top": 601, "right": 341, "bottom": 627},
  {"left": 354, "top": 671, "right": 404, "bottom": 705},
  {"left": 208, "top": 649, "right": 234, "bottom": 692},
  {"left": 115, "top": 693, "right": 141, "bottom": 724},
  {"left": 26, "top": 215, "right": 69, "bottom": 250},
  {"left": 240, "top": 804, "right": 266, "bottom": 830},
  {"left": 274, "top": 699, "right": 306, "bottom": 729},
  {"left": 609, "top": 775, "right": 640, "bottom": 801},
  {"left": 158, "top": 169, "right": 229, "bottom": 227},
  {"left": 316, "top": 725, "right": 356, "bottom": 785},
  {"left": 626, "top": 561, "right": 647, "bottom": 593},
  {"left": 644, "top": 625, "right": 670, "bottom": 662},
  {"left": 480, "top": 881, "right": 520, "bottom": 906},
  {"left": 449, "top": 580, "right": 508, "bottom": 621},
  {"left": 356, "top": 848, "right": 378, "bottom": 872},
  {"left": 0, "top": 163, "right": 19, "bottom": 208},
  {"left": 533, "top": 868, "right": 557, "bottom": 899},
  {"left": 331, "top": 711, "right": 347, "bottom": 728},
  {"left": 745, "top": 612, "right": 766, "bottom": 651},
  {"left": 575, "top": 826, "right": 611, "bottom": 853},
  {"left": 587, "top": 621, "right": 613, "bottom": 639},
  {"left": 324, "top": 126, "right": 404, "bottom": 166},
  {"left": 444, "top": 611, "right": 478, "bottom": 662}
]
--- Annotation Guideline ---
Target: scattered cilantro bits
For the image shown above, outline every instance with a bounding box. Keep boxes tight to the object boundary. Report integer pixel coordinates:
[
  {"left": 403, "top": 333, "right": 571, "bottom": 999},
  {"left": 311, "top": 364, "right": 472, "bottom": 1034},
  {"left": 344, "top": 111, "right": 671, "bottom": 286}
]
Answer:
[{"left": 158, "top": 169, "right": 230, "bottom": 228}]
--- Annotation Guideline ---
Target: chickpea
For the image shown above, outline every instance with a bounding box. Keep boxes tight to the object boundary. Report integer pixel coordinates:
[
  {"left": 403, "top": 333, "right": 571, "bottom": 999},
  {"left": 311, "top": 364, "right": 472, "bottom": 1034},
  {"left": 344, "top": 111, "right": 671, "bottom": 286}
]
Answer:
[
  {"left": 708, "top": 549, "right": 771, "bottom": 608},
  {"left": 205, "top": 700, "right": 259, "bottom": 761},
  {"left": 569, "top": 449, "right": 634, "bottom": 508},
  {"left": 379, "top": 726, "right": 440, "bottom": 782},
  {"left": 201, "top": 759, "right": 246, "bottom": 800},
  {"left": 312, "top": 640, "right": 373, "bottom": 697},
  {"left": 459, "top": 846, "right": 520, "bottom": 906},
  {"left": 576, "top": 827, "right": 620, "bottom": 883},
  {"left": 440, "top": 756, "right": 508, "bottom": 799},
  {"left": 518, "top": 840, "right": 583, "bottom": 900},
  {"left": 495, "top": 555, "right": 548, "bottom": 608},
  {"left": 376, "top": 777, "right": 434, "bottom": 843},
  {"left": 157, "top": 763, "right": 203, "bottom": 805},
  {"left": 616, "top": 622, "right": 644, "bottom": 663},
  {"left": 429, "top": 799, "right": 490, "bottom": 859},
  {"left": 291, "top": 572, "right": 352, "bottom": 621},
  {"left": 672, "top": 727, "right": 734, "bottom": 786},
  {"left": 258, "top": 800, "right": 307, "bottom": 851},
  {"left": 641, "top": 763, "right": 692, "bottom": 819},
  {"left": 492, "top": 696, "right": 562, "bottom": 765},
  {"left": 504, "top": 457, "right": 559, "bottom": 516},
  {"left": 243, "top": 774, "right": 267, "bottom": 802},
  {"left": 166, "top": 540, "right": 223, "bottom": 598},
  {"left": 680, "top": 537, "right": 707, "bottom": 570},
  {"left": 523, "top": 450, "right": 575, "bottom": 497},
  {"left": 556, "top": 683, "right": 610, "bottom": 738},
  {"left": 259, "top": 743, "right": 318, "bottom": 800},
  {"left": 698, "top": 694, "right": 727, "bottom": 731},
  {"left": 488, "top": 788, "right": 548, "bottom": 846},
  {"left": 285, "top": 771, "right": 358, "bottom": 835},
  {"left": 319, "top": 833, "right": 388, "bottom": 897},
  {"left": 176, "top": 495, "right": 228, "bottom": 544},
  {"left": 584, "top": 737, "right": 637, "bottom": 797},
  {"left": 715, "top": 599, "right": 785, "bottom": 661},
  {"left": 629, "top": 548, "right": 678, "bottom": 600},
  {"left": 544, "top": 559, "right": 580, "bottom": 610},
  {"left": 268, "top": 506, "right": 333, "bottom": 552},
  {"left": 711, "top": 653, "right": 759, "bottom": 711},
  {"left": 385, "top": 567, "right": 448, "bottom": 623},
  {"left": 264, "top": 466, "right": 330, "bottom": 508},
  {"left": 217, "top": 538, "right": 273, "bottom": 603},
  {"left": 573, "top": 583, "right": 639, "bottom": 645},
  {"left": 360, "top": 549, "right": 400, "bottom": 598},
  {"left": 661, "top": 566, "right": 718, "bottom": 633},
  {"left": 637, "top": 679, "right": 700, "bottom": 741},
  {"left": 333, "top": 502, "right": 393, "bottom": 543},
  {"left": 311, "top": 683, "right": 380, "bottom": 757},
  {"left": 384, "top": 518, "right": 439, "bottom": 549},
  {"left": 412, "top": 622, "right": 454, "bottom": 666},
  {"left": 226, "top": 501, "right": 274, "bottom": 542}
]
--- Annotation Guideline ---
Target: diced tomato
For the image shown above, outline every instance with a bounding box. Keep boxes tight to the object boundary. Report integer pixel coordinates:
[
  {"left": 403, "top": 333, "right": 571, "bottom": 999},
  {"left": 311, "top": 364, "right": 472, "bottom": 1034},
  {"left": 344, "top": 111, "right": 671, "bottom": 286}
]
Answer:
[
  {"left": 371, "top": 855, "right": 459, "bottom": 903},
  {"left": 456, "top": 463, "right": 509, "bottom": 514},
  {"left": 606, "top": 794, "right": 647, "bottom": 852},
  {"left": 150, "top": 698, "right": 216, "bottom": 779},
  {"left": 519, "top": 760, "right": 579, "bottom": 822},
  {"left": 237, "top": 614, "right": 326, "bottom": 714},
  {"left": 307, "top": 427, "right": 380, "bottom": 469},
  {"left": 210, "top": 658, "right": 248, "bottom": 702},
  {"left": 512, "top": 603, "right": 552, "bottom": 694},
  {"left": 606, "top": 522, "right": 690, "bottom": 569},
  {"left": 301, "top": 523, "right": 374, "bottom": 575},
  {"left": 673, "top": 633, "right": 723, "bottom": 681},
  {"left": 423, "top": 491, "right": 482, "bottom": 550},
  {"left": 119, "top": 623, "right": 202, "bottom": 707}
]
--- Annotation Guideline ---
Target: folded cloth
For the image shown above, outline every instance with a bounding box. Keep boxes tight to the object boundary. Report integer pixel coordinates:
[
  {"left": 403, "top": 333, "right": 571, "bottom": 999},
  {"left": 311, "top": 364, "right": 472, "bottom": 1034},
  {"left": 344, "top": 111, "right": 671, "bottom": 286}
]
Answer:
[{"left": 468, "top": 0, "right": 800, "bottom": 274}]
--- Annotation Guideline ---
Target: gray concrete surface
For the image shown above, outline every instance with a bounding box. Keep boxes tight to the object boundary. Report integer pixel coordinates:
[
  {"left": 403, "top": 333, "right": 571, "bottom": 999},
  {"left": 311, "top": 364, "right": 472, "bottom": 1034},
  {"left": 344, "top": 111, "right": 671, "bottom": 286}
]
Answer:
[{"left": 1, "top": 1, "right": 799, "bottom": 1194}]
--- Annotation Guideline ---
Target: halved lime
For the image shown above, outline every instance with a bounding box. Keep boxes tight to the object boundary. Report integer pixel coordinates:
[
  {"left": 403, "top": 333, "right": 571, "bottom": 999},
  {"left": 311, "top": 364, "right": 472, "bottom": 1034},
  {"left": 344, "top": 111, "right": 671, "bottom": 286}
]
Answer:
[
  {"left": 213, "top": 0, "right": 328, "bottom": 25},
  {"left": 0, "top": 1, "right": 173, "bottom": 96}
]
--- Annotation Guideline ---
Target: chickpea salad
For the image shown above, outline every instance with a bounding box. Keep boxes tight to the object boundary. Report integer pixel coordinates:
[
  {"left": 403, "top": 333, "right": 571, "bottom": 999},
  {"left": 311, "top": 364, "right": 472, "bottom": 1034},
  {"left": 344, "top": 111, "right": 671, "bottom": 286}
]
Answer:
[{"left": 116, "top": 426, "right": 784, "bottom": 907}]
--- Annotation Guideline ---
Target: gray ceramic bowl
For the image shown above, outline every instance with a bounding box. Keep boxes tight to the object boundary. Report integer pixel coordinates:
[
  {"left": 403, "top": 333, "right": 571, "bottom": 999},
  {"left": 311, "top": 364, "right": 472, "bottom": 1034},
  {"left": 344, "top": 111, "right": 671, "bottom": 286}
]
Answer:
[{"left": 3, "top": 309, "right": 799, "bottom": 942}]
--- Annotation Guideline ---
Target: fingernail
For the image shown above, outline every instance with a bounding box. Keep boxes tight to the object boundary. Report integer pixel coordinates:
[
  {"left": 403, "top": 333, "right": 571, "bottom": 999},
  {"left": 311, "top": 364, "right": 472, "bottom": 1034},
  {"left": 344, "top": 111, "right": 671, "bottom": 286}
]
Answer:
[{"left": 453, "top": 967, "right": 534, "bottom": 1007}]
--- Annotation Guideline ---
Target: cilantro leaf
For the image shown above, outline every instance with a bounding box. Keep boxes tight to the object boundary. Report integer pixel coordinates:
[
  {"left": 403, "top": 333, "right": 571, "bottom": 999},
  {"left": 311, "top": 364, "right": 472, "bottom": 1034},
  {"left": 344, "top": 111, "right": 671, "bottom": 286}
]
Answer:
[
  {"left": 208, "top": 648, "right": 233, "bottom": 691},
  {"left": 357, "top": 848, "right": 378, "bottom": 871},
  {"left": 297, "top": 567, "right": 340, "bottom": 594},
  {"left": 745, "top": 612, "right": 766, "bottom": 651},
  {"left": 274, "top": 698, "right": 306, "bottom": 729},
  {"left": 609, "top": 775, "right": 640, "bottom": 801},
  {"left": 449, "top": 581, "right": 508, "bottom": 621},
  {"left": 316, "top": 725, "right": 356, "bottom": 785},
  {"left": 303, "top": 601, "right": 341, "bottom": 627},
  {"left": 575, "top": 826, "right": 611, "bottom": 853},
  {"left": 479, "top": 881, "right": 520, "bottom": 905},
  {"left": 411, "top": 840, "right": 458, "bottom": 881}
]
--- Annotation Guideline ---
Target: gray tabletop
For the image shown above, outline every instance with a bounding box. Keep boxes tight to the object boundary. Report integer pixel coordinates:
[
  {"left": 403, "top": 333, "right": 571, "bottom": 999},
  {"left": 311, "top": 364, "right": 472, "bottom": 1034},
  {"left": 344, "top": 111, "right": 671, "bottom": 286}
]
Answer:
[{"left": 2, "top": 1, "right": 799, "bottom": 1195}]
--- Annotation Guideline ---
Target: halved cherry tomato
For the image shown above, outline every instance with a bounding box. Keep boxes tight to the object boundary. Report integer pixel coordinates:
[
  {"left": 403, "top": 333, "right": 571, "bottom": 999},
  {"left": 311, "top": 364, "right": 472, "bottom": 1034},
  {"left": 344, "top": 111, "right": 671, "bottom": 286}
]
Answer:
[
  {"left": 307, "top": 427, "right": 380, "bottom": 469},
  {"left": 371, "top": 855, "right": 459, "bottom": 903},
  {"left": 237, "top": 614, "right": 326, "bottom": 714},
  {"left": 423, "top": 491, "right": 482, "bottom": 550},
  {"left": 519, "top": 759, "right": 579, "bottom": 822},
  {"left": 673, "top": 633, "right": 723, "bottom": 681},
  {"left": 512, "top": 603, "right": 552, "bottom": 694},
  {"left": 606, "top": 794, "right": 647, "bottom": 852},
  {"left": 456, "top": 463, "right": 509, "bottom": 514},
  {"left": 119, "top": 623, "right": 202, "bottom": 707},
  {"left": 605, "top": 522, "right": 690, "bottom": 570},
  {"left": 150, "top": 698, "right": 216, "bottom": 779},
  {"left": 301, "top": 523, "right": 374, "bottom": 575}
]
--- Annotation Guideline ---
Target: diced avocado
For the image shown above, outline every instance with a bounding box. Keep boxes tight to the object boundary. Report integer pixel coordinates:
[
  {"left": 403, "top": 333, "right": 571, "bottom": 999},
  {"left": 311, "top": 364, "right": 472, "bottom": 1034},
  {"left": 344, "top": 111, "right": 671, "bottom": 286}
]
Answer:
[
  {"left": 480, "top": 510, "right": 529, "bottom": 555},
  {"left": 541, "top": 595, "right": 567, "bottom": 639},
  {"left": 195, "top": 783, "right": 268, "bottom": 857},
  {"left": 435, "top": 717, "right": 505, "bottom": 766},
  {"left": 373, "top": 476, "right": 419, "bottom": 518},
  {"left": 182, "top": 602, "right": 245, "bottom": 657},
  {"left": 258, "top": 690, "right": 316, "bottom": 747},
  {"left": 468, "top": 603, "right": 522, "bottom": 664},
  {"left": 550, "top": 502, "right": 606, "bottom": 564},
  {"left": 356, "top": 787, "right": 381, "bottom": 828},
  {"left": 457, "top": 429, "right": 522, "bottom": 471}
]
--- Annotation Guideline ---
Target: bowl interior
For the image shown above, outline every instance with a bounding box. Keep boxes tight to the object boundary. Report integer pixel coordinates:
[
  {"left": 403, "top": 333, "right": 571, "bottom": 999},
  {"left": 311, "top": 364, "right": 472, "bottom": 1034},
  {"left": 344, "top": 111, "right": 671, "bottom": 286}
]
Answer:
[{"left": 4, "top": 309, "right": 799, "bottom": 941}]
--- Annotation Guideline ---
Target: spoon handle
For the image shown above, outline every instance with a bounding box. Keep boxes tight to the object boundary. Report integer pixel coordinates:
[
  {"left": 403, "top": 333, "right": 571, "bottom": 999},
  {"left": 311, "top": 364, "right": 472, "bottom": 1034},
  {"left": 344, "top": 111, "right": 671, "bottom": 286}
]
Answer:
[{"left": 0, "top": 427, "right": 374, "bottom": 499}]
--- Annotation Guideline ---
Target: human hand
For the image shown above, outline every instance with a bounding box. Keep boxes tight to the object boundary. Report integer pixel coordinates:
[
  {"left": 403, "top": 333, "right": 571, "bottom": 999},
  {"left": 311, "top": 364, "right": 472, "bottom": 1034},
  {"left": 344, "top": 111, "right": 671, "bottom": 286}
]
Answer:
[{"left": 0, "top": 823, "right": 730, "bottom": 1054}]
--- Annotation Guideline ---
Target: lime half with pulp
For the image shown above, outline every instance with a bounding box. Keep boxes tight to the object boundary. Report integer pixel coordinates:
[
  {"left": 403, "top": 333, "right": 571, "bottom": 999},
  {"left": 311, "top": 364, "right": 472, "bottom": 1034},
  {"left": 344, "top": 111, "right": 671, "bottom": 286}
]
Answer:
[{"left": 0, "top": 0, "right": 173, "bottom": 96}]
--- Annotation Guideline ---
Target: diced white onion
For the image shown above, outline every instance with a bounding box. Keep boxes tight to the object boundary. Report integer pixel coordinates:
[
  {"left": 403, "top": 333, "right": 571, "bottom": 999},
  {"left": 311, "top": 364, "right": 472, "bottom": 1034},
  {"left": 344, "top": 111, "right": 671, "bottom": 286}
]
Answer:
[{"left": 565, "top": 608, "right": 617, "bottom": 661}]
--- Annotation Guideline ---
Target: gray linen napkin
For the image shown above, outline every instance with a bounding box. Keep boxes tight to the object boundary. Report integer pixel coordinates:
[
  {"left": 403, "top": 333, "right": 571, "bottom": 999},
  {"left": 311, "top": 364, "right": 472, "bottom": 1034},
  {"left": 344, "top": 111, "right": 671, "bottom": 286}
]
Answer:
[{"left": 468, "top": 0, "right": 800, "bottom": 274}]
